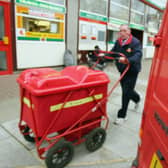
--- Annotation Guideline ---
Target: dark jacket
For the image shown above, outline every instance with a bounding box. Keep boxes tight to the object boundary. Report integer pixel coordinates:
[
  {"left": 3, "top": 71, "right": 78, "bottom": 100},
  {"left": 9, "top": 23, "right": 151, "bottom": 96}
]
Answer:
[{"left": 112, "top": 35, "right": 142, "bottom": 74}]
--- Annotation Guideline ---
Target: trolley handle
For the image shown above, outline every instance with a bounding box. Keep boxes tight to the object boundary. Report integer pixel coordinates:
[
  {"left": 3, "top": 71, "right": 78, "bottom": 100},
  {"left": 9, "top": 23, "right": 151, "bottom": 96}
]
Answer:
[
  {"left": 91, "top": 50, "right": 131, "bottom": 105},
  {"left": 97, "top": 51, "right": 128, "bottom": 63},
  {"left": 92, "top": 51, "right": 129, "bottom": 69}
]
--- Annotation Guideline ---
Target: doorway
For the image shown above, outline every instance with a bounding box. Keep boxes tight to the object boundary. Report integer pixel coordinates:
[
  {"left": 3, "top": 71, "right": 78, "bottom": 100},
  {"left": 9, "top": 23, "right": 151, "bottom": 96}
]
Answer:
[
  {"left": 131, "top": 28, "right": 143, "bottom": 44},
  {"left": 0, "top": 1, "right": 13, "bottom": 75}
]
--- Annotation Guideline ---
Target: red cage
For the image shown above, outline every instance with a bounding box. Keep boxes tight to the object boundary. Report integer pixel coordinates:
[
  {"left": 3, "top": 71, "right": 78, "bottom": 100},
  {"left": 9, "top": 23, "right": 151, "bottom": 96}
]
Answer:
[{"left": 17, "top": 52, "right": 130, "bottom": 168}]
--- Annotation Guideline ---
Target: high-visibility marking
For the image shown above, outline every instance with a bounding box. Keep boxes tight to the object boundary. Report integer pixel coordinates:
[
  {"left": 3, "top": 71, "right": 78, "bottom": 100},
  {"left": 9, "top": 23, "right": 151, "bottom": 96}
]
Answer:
[
  {"left": 150, "top": 153, "right": 163, "bottom": 168},
  {"left": 50, "top": 94, "right": 103, "bottom": 112},
  {"left": 23, "top": 97, "right": 34, "bottom": 109},
  {"left": 23, "top": 97, "right": 31, "bottom": 108}
]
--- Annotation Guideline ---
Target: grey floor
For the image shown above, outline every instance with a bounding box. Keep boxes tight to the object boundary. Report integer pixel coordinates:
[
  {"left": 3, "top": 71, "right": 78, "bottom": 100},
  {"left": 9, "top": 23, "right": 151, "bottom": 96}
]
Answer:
[{"left": 0, "top": 59, "right": 152, "bottom": 168}]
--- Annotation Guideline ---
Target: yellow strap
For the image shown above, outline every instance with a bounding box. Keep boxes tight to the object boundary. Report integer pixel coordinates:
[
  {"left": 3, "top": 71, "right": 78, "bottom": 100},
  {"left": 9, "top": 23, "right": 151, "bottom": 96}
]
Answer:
[
  {"left": 23, "top": 97, "right": 34, "bottom": 109},
  {"left": 50, "top": 94, "right": 103, "bottom": 112},
  {"left": 23, "top": 97, "right": 31, "bottom": 108}
]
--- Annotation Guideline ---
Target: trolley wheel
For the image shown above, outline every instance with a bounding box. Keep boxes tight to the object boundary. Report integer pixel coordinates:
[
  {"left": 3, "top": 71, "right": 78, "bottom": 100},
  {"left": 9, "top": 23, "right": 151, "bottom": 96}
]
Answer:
[
  {"left": 23, "top": 126, "right": 35, "bottom": 142},
  {"left": 45, "top": 140, "right": 74, "bottom": 168},
  {"left": 85, "top": 127, "right": 106, "bottom": 152},
  {"left": 131, "top": 158, "right": 138, "bottom": 168}
]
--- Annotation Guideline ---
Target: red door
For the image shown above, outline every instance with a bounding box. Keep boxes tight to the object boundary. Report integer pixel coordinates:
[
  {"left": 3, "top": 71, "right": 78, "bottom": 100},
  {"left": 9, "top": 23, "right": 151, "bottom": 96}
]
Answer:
[{"left": 0, "top": 1, "right": 13, "bottom": 75}]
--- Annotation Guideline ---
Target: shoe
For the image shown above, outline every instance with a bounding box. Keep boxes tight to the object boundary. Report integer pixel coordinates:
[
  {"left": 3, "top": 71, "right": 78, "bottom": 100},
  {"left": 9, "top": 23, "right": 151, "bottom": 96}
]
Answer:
[
  {"left": 134, "top": 95, "right": 141, "bottom": 110},
  {"left": 96, "top": 64, "right": 104, "bottom": 70},
  {"left": 134, "top": 102, "right": 140, "bottom": 110},
  {"left": 102, "top": 62, "right": 106, "bottom": 67},
  {"left": 113, "top": 117, "right": 127, "bottom": 125}
]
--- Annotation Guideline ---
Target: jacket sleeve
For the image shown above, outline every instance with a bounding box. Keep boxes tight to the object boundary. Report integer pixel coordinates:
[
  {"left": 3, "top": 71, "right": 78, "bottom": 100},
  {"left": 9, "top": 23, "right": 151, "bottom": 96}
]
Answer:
[
  {"left": 127, "top": 40, "right": 142, "bottom": 64},
  {"left": 109, "top": 41, "right": 120, "bottom": 58}
]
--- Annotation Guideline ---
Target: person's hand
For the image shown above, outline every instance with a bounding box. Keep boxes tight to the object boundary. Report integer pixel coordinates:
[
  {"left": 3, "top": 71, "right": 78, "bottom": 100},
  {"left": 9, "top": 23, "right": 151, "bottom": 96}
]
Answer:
[{"left": 119, "top": 57, "right": 129, "bottom": 64}]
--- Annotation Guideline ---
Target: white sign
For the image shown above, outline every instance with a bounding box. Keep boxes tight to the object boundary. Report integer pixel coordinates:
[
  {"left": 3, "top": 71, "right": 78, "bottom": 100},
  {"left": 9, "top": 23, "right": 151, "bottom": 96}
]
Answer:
[
  {"left": 91, "top": 26, "right": 97, "bottom": 35},
  {"left": 81, "top": 24, "right": 89, "bottom": 34},
  {"left": 29, "top": 9, "right": 55, "bottom": 19}
]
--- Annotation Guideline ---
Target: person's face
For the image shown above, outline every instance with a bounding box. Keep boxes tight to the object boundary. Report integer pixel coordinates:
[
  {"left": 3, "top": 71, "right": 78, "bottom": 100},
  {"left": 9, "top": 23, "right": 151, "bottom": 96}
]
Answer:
[
  {"left": 119, "top": 25, "right": 131, "bottom": 40},
  {"left": 95, "top": 48, "right": 99, "bottom": 52}
]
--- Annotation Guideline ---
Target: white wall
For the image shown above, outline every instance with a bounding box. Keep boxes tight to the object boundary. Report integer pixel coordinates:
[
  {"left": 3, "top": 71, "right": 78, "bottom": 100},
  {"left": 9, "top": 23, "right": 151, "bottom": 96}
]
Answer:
[
  {"left": 79, "top": 41, "right": 106, "bottom": 51},
  {"left": 16, "top": 41, "right": 65, "bottom": 69},
  {"left": 143, "top": 32, "right": 155, "bottom": 58},
  {"left": 143, "top": 46, "right": 155, "bottom": 58}
]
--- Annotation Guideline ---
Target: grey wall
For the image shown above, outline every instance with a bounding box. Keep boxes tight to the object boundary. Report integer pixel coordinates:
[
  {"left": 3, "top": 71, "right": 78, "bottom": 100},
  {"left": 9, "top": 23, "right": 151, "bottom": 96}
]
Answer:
[{"left": 66, "top": 0, "right": 79, "bottom": 64}]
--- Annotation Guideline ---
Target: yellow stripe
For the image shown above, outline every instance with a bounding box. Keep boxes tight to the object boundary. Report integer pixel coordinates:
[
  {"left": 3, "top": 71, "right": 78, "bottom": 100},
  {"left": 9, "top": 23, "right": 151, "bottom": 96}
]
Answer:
[
  {"left": 150, "top": 153, "right": 163, "bottom": 168},
  {"left": 23, "top": 97, "right": 31, "bottom": 108},
  {"left": 50, "top": 94, "right": 103, "bottom": 112},
  {"left": 26, "top": 32, "right": 64, "bottom": 39},
  {"left": 17, "top": 6, "right": 29, "bottom": 14},
  {"left": 23, "top": 97, "right": 34, "bottom": 109},
  {"left": 17, "top": 16, "right": 23, "bottom": 28}
]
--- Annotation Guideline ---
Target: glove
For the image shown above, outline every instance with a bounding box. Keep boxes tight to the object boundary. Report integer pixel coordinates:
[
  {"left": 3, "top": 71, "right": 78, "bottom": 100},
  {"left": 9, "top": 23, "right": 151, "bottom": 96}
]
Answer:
[
  {"left": 98, "top": 53, "right": 105, "bottom": 57},
  {"left": 118, "top": 57, "right": 129, "bottom": 64}
]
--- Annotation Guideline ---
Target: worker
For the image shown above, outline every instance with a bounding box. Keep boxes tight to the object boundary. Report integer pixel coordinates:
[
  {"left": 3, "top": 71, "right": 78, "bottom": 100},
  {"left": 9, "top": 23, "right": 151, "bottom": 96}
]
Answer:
[
  {"left": 88, "top": 45, "right": 106, "bottom": 70},
  {"left": 112, "top": 24, "right": 142, "bottom": 125}
]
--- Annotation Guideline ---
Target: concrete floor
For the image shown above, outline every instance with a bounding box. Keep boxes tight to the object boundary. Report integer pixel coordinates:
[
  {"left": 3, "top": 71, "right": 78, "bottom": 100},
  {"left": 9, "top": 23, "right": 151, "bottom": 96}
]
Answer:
[{"left": 0, "top": 59, "right": 152, "bottom": 168}]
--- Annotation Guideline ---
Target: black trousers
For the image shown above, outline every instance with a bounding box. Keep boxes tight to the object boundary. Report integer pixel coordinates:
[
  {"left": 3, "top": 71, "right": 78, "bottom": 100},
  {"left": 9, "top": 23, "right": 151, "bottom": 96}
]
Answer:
[{"left": 118, "top": 72, "right": 140, "bottom": 118}]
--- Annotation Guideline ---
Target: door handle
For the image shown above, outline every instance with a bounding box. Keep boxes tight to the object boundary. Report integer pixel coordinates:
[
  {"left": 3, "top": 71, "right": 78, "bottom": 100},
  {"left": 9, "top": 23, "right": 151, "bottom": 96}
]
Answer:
[{"left": 3, "top": 36, "right": 9, "bottom": 45}]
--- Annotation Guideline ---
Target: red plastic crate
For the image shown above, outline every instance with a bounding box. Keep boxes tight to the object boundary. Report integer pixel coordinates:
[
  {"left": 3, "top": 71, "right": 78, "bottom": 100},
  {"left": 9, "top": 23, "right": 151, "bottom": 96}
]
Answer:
[{"left": 17, "top": 66, "right": 110, "bottom": 137}]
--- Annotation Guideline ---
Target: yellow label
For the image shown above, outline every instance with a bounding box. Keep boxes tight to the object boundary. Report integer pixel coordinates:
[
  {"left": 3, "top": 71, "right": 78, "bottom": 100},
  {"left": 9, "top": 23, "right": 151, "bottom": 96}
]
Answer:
[
  {"left": 50, "top": 94, "right": 103, "bottom": 112},
  {"left": 26, "top": 32, "right": 45, "bottom": 37},
  {"left": 150, "top": 153, "right": 163, "bottom": 168},
  {"left": 55, "top": 13, "right": 64, "bottom": 20},
  {"left": 17, "top": 16, "right": 23, "bottom": 28},
  {"left": 3, "top": 36, "right": 9, "bottom": 45},
  {"left": 17, "top": 6, "right": 29, "bottom": 14},
  {"left": 26, "top": 32, "right": 61, "bottom": 38}
]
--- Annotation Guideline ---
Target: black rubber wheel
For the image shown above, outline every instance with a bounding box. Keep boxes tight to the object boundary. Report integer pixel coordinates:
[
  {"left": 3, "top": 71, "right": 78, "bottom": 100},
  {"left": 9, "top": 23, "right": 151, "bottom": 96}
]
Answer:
[
  {"left": 131, "top": 158, "right": 138, "bottom": 167},
  {"left": 23, "top": 126, "right": 35, "bottom": 142},
  {"left": 45, "top": 140, "right": 74, "bottom": 168},
  {"left": 85, "top": 127, "right": 106, "bottom": 152}
]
